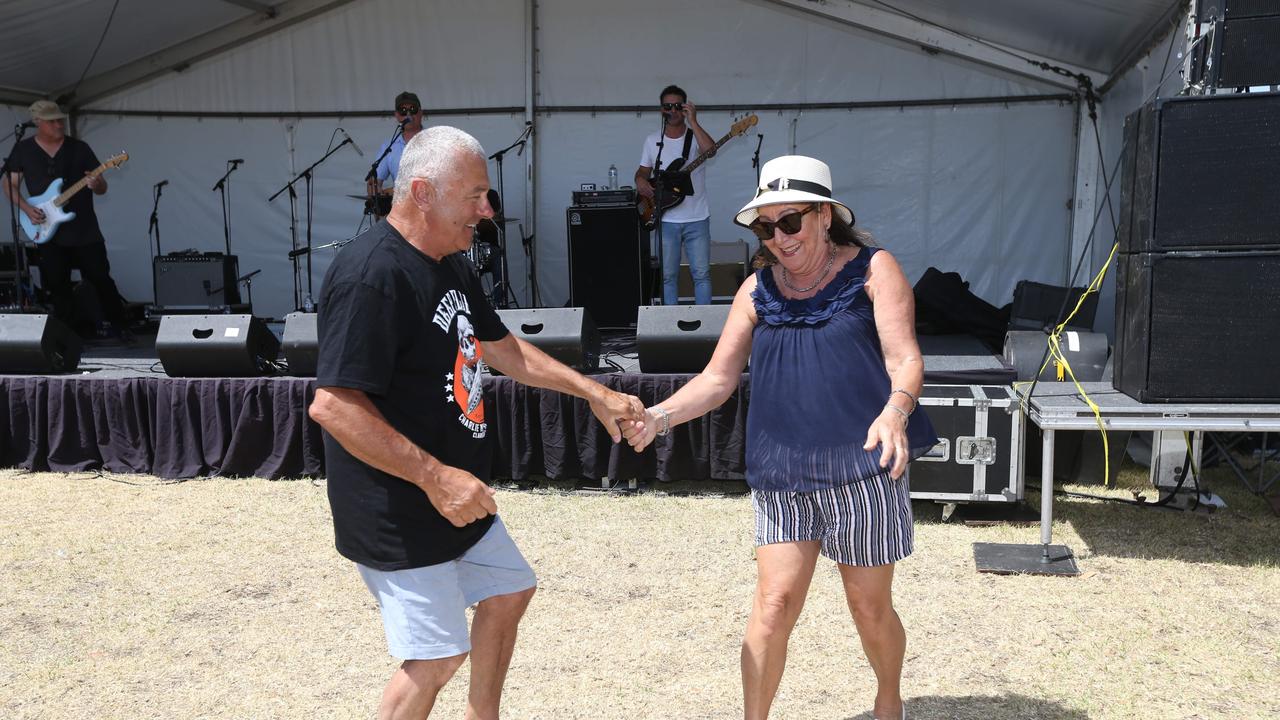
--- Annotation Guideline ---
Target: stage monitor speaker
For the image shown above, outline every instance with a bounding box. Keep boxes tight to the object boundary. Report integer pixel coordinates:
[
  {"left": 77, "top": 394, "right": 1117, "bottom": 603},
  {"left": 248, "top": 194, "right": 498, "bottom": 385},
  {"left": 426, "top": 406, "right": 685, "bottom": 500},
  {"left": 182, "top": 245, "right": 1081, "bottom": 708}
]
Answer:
[
  {"left": 496, "top": 308, "right": 600, "bottom": 371},
  {"left": 1003, "top": 330, "right": 1109, "bottom": 383},
  {"left": 154, "top": 253, "right": 242, "bottom": 310},
  {"left": 156, "top": 314, "right": 280, "bottom": 377},
  {"left": 1119, "top": 92, "right": 1280, "bottom": 254},
  {"left": 0, "top": 314, "right": 82, "bottom": 373},
  {"left": 636, "top": 304, "right": 731, "bottom": 373},
  {"left": 566, "top": 205, "right": 648, "bottom": 328},
  {"left": 1113, "top": 250, "right": 1280, "bottom": 402},
  {"left": 282, "top": 311, "right": 318, "bottom": 376}
]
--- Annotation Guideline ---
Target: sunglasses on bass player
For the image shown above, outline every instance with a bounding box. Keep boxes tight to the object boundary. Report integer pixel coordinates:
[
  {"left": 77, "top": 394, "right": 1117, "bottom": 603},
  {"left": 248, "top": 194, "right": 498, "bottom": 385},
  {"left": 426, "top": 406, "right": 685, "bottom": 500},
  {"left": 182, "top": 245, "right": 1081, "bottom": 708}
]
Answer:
[
  {"left": 746, "top": 204, "right": 819, "bottom": 241},
  {"left": 396, "top": 105, "right": 420, "bottom": 116}
]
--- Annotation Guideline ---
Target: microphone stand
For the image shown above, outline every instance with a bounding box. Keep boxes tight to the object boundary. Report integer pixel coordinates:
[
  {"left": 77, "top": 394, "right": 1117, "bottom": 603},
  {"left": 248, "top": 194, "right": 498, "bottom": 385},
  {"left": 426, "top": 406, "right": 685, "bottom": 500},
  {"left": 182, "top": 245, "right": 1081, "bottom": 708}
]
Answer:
[
  {"left": 364, "top": 120, "right": 408, "bottom": 218},
  {"left": 650, "top": 113, "right": 670, "bottom": 305},
  {"left": 148, "top": 181, "right": 165, "bottom": 306},
  {"left": 3, "top": 123, "right": 33, "bottom": 310},
  {"left": 212, "top": 160, "right": 242, "bottom": 256},
  {"left": 286, "top": 233, "right": 361, "bottom": 301},
  {"left": 269, "top": 135, "right": 355, "bottom": 311},
  {"left": 237, "top": 269, "right": 260, "bottom": 309},
  {"left": 487, "top": 123, "right": 532, "bottom": 309}
]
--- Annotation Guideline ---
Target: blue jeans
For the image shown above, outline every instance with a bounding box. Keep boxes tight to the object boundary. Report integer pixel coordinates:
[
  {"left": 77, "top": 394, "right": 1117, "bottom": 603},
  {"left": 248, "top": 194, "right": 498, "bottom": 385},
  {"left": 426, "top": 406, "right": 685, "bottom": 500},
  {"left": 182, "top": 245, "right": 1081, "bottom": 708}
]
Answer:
[{"left": 660, "top": 219, "right": 711, "bottom": 305}]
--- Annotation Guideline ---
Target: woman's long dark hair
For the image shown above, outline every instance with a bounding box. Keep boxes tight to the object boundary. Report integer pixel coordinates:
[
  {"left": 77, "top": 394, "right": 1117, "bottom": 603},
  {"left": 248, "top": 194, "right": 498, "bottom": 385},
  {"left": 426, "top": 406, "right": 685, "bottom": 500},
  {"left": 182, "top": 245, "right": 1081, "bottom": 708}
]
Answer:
[{"left": 751, "top": 204, "right": 874, "bottom": 269}]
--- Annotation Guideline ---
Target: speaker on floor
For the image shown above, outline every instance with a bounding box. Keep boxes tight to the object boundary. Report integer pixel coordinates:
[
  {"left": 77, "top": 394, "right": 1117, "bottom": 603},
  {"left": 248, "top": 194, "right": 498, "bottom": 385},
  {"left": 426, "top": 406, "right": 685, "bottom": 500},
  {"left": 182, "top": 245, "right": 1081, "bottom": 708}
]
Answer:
[
  {"left": 566, "top": 205, "right": 648, "bottom": 328},
  {"left": 282, "top": 311, "right": 318, "bottom": 376},
  {"left": 1119, "top": 92, "right": 1280, "bottom": 254},
  {"left": 1113, "top": 250, "right": 1280, "bottom": 402},
  {"left": 636, "top": 304, "right": 731, "bottom": 373},
  {"left": 0, "top": 314, "right": 82, "bottom": 373},
  {"left": 496, "top": 308, "right": 600, "bottom": 372},
  {"left": 156, "top": 314, "right": 280, "bottom": 377}
]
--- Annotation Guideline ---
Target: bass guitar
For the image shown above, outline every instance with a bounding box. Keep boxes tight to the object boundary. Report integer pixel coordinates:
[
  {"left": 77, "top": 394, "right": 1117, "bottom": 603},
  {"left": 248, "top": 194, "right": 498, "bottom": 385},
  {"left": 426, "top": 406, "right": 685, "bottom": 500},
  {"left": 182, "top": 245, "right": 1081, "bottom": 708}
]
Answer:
[
  {"left": 19, "top": 152, "right": 130, "bottom": 245},
  {"left": 637, "top": 114, "right": 757, "bottom": 229}
]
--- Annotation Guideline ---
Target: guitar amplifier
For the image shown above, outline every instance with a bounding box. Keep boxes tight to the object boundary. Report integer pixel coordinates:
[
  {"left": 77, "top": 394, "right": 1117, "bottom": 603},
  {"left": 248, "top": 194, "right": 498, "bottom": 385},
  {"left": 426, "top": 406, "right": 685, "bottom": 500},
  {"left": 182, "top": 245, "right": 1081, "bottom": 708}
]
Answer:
[
  {"left": 154, "top": 253, "right": 242, "bottom": 310},
  {"left": 572, "top": 189, "right": 636, "bottom": 207}
]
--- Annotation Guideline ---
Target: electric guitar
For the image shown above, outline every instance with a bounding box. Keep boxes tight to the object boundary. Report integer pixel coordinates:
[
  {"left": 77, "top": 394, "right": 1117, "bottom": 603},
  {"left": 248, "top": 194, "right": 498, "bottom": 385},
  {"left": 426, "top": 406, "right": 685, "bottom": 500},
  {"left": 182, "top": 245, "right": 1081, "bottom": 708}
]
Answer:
[
  {"left": 19, "top": 152, "right": 130, "bottom": 244},
  {"left": 637, "top": 114, "right": 757, "bottom": 229}
]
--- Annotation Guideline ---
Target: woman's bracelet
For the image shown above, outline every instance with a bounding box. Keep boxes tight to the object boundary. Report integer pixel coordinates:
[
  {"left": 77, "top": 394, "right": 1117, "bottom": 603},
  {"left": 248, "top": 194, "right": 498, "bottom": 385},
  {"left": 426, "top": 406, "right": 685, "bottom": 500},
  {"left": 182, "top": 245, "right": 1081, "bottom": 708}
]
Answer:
[
  {"left": 890, "top": 388, "right": 918, "bottom": 414},
  {"left": 652, "top": 406, "right": 671, "bottom": 437},
  {"left": 883, "top": 403, "right": 910, "bottom": 427}
]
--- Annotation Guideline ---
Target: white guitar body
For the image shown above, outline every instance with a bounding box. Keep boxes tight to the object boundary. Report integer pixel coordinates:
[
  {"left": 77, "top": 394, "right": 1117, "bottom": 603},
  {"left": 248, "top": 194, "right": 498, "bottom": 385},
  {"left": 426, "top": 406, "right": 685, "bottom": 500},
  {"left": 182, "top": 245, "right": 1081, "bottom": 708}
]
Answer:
[{"left": 19, "top": 178, "right": 77, "bottom": 244}]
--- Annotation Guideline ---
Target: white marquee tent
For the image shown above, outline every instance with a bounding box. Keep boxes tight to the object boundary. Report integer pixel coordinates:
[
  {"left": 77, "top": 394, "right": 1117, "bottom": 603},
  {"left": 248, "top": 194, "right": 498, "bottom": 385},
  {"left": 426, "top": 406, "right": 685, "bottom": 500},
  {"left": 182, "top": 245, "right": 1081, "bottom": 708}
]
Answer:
[{"left": 2, "top": 0, "right": 1190, "bottom": 332}]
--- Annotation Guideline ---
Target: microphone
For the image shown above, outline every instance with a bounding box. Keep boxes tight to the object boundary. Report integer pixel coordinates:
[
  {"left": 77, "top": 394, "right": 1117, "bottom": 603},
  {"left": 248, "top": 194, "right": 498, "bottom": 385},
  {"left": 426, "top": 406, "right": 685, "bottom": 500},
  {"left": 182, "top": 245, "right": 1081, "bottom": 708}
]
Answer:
[
  {"left": 399, "top": 116, "right": 413, "bottom": 127},
  {"left": 288, "top": 247, "right": 310, "bottom": 259},
  {"left": 341, "top": 129, "right": 364, "bottom": 157},
  {"left": 19, "top": 120, "right": 35, "bottom": 130},
  {"left": 229, "top": 158, "right": 244, "bottom": 165},
  {"left": 154, "top": 179, "right": 169, "bottom": 188}
]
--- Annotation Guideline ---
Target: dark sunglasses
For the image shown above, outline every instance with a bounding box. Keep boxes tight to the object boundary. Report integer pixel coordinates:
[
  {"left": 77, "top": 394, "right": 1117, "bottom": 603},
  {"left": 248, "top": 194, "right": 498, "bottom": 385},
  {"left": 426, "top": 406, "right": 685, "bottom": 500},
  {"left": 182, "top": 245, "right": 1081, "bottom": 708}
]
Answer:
[
  {"left": 747, "top": 204, "right": 818, "bottom": 241},
  {"left": 396, "top": 105, "right": 420, "bottom": 115},
  {"left": 661, "top": 102, "right": 684, "bottom": 111}
]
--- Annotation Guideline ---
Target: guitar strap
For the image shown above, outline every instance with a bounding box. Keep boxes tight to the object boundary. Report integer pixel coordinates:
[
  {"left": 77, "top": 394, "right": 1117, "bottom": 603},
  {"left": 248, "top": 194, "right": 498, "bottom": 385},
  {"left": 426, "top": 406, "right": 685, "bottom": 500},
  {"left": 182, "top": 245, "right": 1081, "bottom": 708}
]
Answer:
[{"left": 680, "top": 130, "right": 694, "bottom": 164}]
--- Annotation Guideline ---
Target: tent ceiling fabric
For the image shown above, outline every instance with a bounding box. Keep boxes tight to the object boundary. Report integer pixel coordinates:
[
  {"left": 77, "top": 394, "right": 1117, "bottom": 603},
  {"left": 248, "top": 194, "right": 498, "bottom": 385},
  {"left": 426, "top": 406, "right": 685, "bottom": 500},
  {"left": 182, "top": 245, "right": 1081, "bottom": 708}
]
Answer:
[
  {"left": 0, "top": 0, "right": 281, "bottom": 102},
  {"left": 1, "top": 0, "right": 1182, "bottom": 105},
  {"left": 838, "top": 0, "right": 1184, "bottom": 76}
]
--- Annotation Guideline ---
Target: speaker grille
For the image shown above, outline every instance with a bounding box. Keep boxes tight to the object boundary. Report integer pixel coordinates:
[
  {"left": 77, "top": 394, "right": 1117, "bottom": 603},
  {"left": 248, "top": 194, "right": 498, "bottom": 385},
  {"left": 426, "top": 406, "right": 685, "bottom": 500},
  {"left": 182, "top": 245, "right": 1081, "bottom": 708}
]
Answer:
[
  {"left": 1114, "top": 252, "right": 1280, "bottom": 401},
  {"left": 1153, "top": 94, "right": 1280, "bottom": 251},
  {"left": 567, "top": 206, "right": 648, "bottom": 327}
]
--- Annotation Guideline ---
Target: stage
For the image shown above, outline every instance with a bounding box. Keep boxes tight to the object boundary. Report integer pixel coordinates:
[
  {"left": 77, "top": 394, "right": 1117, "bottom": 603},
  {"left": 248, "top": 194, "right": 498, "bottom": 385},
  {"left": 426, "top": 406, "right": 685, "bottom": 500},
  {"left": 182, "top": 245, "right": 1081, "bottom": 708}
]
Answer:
[{"left": 0, "top": 330, "right": 1013, "bottom": 481}]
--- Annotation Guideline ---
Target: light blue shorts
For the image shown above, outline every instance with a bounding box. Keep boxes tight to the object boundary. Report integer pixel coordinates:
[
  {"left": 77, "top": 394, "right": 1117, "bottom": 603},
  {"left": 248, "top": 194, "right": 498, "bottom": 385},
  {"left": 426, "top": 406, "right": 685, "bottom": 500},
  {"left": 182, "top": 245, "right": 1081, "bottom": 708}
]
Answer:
[{"left": 357, "top": 516, "right": 537, "bottom": 660}]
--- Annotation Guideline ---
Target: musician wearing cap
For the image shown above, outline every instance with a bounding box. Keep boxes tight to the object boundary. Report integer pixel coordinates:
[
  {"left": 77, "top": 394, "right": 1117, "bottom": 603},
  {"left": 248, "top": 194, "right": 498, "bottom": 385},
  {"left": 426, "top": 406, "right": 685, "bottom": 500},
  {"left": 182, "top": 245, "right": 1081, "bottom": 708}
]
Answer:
[
  {"left": 3, "top": 100, "right": 129, "bottom": 339},
  {"left": 622, "top": 156, "right": 938, "bottom": 720},
  {"left": 365, "top": 91, "right": 425, "bottom": 215},
  {"left": 634, "top": 84, "right": 717, "bottom": 305}
]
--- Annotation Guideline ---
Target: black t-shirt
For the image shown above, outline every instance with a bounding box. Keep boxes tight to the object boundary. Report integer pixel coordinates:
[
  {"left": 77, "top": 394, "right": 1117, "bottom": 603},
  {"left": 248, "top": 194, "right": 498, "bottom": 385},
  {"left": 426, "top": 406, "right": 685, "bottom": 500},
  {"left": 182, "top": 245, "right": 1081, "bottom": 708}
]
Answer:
[
  {"left": 5, "top": 137, "right": 105, "bottom": 247},
  {"left": 317, "top": 220, "right": 510, "bottom": 570}
]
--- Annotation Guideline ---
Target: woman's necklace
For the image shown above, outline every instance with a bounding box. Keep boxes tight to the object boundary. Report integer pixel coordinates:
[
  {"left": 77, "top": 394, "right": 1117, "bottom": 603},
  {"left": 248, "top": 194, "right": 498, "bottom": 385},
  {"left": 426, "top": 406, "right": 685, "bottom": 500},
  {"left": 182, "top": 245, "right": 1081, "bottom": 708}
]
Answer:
[{"left": 780, "top": 244, "right": 837, "bottom": 294}]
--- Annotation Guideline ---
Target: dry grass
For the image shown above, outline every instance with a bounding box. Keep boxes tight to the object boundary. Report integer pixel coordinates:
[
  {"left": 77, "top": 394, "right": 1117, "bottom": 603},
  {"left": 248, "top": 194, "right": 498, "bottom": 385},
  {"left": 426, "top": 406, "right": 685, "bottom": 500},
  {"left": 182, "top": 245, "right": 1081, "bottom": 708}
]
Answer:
[{"left": 1, "top": 465, "right": 1277, "bottom": 719}]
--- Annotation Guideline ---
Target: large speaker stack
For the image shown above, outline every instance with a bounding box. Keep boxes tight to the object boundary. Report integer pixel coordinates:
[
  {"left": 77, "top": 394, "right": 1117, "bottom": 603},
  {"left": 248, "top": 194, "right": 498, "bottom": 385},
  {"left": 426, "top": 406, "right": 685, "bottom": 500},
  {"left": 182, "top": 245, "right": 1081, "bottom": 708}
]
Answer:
[
  {"left": 566, "top": 197, "right": 649, "bottom": 328},
  {"left": 1114, "top": 91, "right": 1280, "bottom": 402},
  {"left": 1191, "top": 0, "right": 1280, "bottom": 90}
]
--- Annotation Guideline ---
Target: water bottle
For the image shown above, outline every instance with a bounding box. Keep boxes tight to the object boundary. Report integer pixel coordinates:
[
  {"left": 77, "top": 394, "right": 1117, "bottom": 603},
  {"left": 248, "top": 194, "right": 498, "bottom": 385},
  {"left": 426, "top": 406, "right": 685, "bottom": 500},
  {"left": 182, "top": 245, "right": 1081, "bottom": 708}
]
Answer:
[{"left": 608, "top": 164, "right": 618, "bottom": 190}]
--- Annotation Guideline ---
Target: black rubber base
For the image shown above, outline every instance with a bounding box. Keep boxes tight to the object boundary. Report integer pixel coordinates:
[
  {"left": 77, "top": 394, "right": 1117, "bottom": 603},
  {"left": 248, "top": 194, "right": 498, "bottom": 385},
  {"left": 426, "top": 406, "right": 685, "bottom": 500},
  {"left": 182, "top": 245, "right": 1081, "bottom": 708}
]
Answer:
[{"left": 973, "top": 542, "right": 1080, "bottom": 576}]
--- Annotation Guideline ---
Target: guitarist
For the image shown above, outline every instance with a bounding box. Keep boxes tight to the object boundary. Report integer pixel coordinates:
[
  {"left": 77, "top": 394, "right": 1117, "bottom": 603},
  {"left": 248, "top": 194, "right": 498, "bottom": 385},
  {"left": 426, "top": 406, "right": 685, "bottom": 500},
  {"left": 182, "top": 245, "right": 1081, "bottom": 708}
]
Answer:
[
  {"left": 3, "top": 100, "right": 128, "bottom": 339},
  {"left": 634, "top": 85, "right": 717, "bottom": 306},
  {"left": 366, "top": 91, "right": 425, "bottom": 217}
]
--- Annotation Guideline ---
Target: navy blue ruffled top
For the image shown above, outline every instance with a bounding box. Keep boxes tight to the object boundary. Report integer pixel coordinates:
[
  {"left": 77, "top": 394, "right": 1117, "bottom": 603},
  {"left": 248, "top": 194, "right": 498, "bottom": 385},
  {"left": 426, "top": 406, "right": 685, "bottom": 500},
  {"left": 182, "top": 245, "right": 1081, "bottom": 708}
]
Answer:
[{"left": 747, "top": 246, "right": 939, "bottom": 492}]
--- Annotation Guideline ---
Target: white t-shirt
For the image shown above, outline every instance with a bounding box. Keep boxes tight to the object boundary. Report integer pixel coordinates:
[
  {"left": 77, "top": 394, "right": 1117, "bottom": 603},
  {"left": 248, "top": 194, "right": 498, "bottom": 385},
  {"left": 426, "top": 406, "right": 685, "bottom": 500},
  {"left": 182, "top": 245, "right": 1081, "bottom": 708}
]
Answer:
[{"left": 638, "top": 128, "right": 710, "bottom": 223}]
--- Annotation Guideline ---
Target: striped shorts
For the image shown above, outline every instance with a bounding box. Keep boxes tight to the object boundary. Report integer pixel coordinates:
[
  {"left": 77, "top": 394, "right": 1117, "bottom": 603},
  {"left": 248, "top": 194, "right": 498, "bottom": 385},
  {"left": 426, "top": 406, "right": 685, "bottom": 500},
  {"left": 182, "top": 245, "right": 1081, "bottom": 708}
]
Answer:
[{"left": 751, "top": 471, "right": 914, "bottom": 567}]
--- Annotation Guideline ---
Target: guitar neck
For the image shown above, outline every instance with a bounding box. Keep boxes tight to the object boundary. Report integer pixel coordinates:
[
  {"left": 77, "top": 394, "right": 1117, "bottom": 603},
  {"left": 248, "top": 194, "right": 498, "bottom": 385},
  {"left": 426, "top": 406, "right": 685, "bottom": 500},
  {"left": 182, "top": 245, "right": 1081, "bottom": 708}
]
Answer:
[
  {"left": 52, "top": 167, "right": 105, "bottom": 207},
  {"left": 682, "top": 131, "right": 736, "bottom": 175}
]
